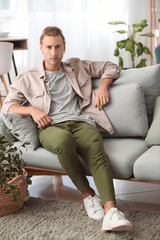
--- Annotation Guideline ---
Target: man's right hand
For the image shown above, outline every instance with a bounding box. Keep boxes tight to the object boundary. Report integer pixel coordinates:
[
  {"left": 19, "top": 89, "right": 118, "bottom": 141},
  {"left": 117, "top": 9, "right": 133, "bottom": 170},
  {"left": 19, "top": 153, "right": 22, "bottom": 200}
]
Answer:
[
  {"left": 30, "top": 107, "right": 53, "bottom": 129},
  {"left": 8, "top": 104, "right": 53, "bottom": 129}
]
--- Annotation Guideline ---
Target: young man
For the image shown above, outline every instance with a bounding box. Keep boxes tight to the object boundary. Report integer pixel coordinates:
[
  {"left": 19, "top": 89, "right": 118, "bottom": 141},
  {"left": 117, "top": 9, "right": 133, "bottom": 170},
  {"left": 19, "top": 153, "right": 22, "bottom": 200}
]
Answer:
[{"left": 2, "top": 26, "right": 132, "bottom": 232}]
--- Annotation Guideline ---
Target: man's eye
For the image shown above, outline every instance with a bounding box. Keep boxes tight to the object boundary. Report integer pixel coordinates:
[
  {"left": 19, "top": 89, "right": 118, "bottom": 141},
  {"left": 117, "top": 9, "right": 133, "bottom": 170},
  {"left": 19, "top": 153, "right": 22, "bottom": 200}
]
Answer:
[
  {"left": 47, "top": 46, "right": 51, "bottom": 49},
  {"left": 56, "top": 45, "right": 61, "bottom": 49}
]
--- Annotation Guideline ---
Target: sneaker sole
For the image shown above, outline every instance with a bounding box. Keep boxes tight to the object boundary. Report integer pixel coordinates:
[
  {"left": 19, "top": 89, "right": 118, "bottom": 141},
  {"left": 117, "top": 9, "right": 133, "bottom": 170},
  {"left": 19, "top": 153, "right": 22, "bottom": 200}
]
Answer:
[
  {"left": 102, "top": 223, "right": 133, "bottom": 232},
  {"left": 87, "top": 214, "right": 104, "bottom": 221}
]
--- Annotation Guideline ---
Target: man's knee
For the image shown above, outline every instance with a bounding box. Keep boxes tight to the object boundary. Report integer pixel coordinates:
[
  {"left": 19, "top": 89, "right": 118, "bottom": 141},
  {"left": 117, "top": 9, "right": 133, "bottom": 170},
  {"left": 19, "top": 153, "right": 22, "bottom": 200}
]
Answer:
[
  {"left": 56, "top": 131, "right": 74, "bottom": 149},
  {"left": 39, "top": 127, "right": 74, "bottom": 154},
  {"left": 51, "top": 131, "right": 76, "bottom": 155}
]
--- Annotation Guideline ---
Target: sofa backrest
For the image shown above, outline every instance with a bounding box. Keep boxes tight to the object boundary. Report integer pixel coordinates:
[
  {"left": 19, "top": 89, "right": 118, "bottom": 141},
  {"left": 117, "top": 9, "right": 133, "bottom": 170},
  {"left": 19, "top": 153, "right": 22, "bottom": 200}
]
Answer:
[{"left": 93, "top": 64, "right": 160, "bottom": 126}]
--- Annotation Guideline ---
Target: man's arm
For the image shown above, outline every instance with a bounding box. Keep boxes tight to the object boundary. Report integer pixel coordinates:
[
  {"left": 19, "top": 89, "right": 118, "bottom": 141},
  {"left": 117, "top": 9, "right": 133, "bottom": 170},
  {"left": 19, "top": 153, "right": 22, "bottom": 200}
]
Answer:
[
  {"left": 8, "top": 104, "right": 53, "bottom": 129},
  {"left": 82, "top": 60, "right": 120, "bottom": 80},
  {"left": 94, "top": 78, "right": 113, "bottom": 111},
  {"left": 79, "top": 60, "right": 120, "bottom": 110}
]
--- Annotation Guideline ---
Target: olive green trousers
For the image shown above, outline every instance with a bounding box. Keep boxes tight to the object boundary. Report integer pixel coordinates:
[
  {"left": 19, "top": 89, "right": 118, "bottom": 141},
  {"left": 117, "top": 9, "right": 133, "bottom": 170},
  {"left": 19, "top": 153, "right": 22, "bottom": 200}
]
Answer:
[{"left": 39, "top": 121, "right": 115, "bottom": 205}]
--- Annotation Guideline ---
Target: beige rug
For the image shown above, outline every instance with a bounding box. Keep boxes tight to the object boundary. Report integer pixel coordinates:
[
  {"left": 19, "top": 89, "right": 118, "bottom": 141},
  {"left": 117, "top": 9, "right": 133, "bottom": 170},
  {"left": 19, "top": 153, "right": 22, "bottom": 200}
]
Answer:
[{"left": 0, "top": 197, "right": 160, "bottom": 240}]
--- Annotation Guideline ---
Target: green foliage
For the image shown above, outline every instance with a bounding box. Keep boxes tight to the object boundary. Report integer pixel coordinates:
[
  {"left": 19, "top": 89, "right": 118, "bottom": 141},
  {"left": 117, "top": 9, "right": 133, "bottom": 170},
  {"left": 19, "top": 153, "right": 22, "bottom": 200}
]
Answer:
[
  {"left": 108, "top": 19, "right": 154, "bottom": 69},
  {"left": 0, "top": 128, "right": 32, "bottom": 207}
]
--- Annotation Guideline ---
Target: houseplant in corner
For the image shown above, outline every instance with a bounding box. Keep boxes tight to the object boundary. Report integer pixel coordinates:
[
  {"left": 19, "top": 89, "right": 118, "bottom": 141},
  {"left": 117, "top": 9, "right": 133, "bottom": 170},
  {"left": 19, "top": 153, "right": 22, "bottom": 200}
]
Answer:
[
  {"left": 0, "top": 129, "right": 31, "bottom": 217},
  {"left": 108, "top": 19, "right": 154, "bottom": 69}
]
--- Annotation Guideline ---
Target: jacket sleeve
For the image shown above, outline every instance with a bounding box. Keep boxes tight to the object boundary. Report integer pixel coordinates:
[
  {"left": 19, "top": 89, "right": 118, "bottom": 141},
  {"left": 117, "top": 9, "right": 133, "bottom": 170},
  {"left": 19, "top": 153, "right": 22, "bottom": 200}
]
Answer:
[
  {"left": 1, "top": 75, "right": 26, "bottom": 113},
  {"left": 81, "top": 60, "right": 120, "bottom": 81}
]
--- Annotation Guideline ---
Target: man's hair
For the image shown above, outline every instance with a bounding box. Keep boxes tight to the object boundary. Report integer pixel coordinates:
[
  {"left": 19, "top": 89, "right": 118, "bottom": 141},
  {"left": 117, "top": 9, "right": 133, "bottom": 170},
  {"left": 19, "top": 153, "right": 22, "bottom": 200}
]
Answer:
[{"left": 40, "top": 26, "right": 65, "bottom": 44}]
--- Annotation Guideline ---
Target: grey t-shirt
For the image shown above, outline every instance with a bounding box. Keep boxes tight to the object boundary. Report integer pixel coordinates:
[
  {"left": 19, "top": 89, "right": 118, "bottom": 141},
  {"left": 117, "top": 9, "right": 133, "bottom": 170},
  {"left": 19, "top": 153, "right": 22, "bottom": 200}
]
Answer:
[{"left": 45, "top": 67, "right": 95, "bottom": 126}]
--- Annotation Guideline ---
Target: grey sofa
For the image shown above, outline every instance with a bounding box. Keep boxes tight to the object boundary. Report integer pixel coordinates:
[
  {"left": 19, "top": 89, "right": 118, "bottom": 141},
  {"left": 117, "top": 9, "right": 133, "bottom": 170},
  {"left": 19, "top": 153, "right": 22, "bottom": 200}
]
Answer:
[{"left": 0, "top": 64, "right": 160, "bottom": 185}]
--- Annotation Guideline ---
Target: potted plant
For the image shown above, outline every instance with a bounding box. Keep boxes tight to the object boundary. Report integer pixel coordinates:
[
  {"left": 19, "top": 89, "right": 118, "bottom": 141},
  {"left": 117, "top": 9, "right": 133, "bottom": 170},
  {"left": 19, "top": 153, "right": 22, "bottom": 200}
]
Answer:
[
  {"left": 108, "top": 19, "right": 155, "bottom": 69},
  {"left": 0, "top": 129, "right": 31, "bottom": 217}
]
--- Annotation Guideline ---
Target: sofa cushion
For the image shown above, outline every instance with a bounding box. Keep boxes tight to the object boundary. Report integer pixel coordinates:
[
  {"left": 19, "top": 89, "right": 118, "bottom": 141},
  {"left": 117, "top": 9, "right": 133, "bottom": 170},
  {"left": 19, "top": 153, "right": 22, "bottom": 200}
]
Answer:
[
  {"left": 145, "top": 96, "right": 160, "bottom": 146},
  {"left": 2, "top": 113, "right": 40, "bottom": 150},
  {"left": 133, "top": 146, "right": 160, "bottom": 181},
  {"left": 103, "top": 138, "right": 148, "bottom": 178},
  {"left": 14, "top": 137, "right": 148, "bottom": 179},
  {"left": 114, "top": 64, "right": 160, "bottom": 125},
  {"left": 95, "top": 83, "right": 148, "bottom": 137},
  {"left": 0, "top": 113, "right": 17, "bottom": 141},
  {"left": 93, "top": 64, "right": 160, "bottom": 125}
]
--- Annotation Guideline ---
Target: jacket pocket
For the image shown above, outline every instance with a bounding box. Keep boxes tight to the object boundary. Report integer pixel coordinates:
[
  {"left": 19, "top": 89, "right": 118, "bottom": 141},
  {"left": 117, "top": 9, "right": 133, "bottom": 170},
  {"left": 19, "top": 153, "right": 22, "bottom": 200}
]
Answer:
[
  {"left": 28, "top": 91, "right": 45, "bottom": 110},
  {"left": 79, "top": 76, "right": 90, "bottom": 88},
  {"left": 34, "top": 91, "right": 44, "bottom": 98}
]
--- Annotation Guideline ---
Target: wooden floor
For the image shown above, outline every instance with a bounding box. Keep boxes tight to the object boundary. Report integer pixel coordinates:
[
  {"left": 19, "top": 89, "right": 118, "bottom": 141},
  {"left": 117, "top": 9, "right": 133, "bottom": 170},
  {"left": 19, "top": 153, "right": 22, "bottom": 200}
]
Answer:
[{"left": 28, "top": 175, "right": 160, "bottom": 212}]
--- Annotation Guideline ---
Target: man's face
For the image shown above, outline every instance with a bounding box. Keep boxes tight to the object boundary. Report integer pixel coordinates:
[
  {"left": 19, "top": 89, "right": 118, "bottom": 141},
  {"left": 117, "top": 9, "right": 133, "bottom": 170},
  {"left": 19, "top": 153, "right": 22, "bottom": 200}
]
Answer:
[{"left": 40, "top": 35, "right": 65, "bottom": 71}]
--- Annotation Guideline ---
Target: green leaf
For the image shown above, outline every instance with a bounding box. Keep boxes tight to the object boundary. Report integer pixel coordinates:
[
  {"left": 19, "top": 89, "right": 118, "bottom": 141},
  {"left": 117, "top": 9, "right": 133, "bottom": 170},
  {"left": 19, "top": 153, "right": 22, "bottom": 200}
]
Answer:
[
  {"left": 23, "top": 206, "right": 29, "bottom": 212},
  {"left": 13, "top": 197, "right": 18, "bottom": 203},
  {"left": 1, "top": 160, "right": 9, "bottom": 165},
  {"left": 7, "top": 148, "right": 16, "bottom": 153},
  {"left": 10, "top": 185, "right": 16, "bottom": 190},
  {"left": 114, "top": 47, "right": 119, "bottom": 56},
  {"left": 14, "top": 133, "right": 19, "bottom": 137},
  {"left": 136, "top": 42, "right": 144, "bottom": 56},
  {"left": 125, "top": 39, "right": 135, "bottom": 53},
  {"left": 136, "top": 59, "right": 147, "bottom": 68},
  {"left": 5, "top": 189, "right": 10, "bottom": 194},
  {"left": 117, "top": 40, "right": 127, "bottom": 49},
  {"left": 133, "top": 25, "right": 143, "bottom": 32},
  {"left": 140, "top": 33, "right": 155, "bottom": 37},
  {"left": 143, "top": 47, "right": 152, "bottom": 56},
  {"left": 118, "top": 56, "right": 123, "bottom": 70},
  {"left": 26, "top": 177, "right": 32, "bottom": 185},
  {"left": 139, "top": 19, "right": 148, "bottom": 28},
  {"left": 0, "top": 152, "right": 5, "bottom": 158},
  {"left": 9, "top": 118, "right": 13, "bottom": 123},
  {"left": 133, "top": 19, "right": 148, "bottom": 33},
  {"left": 108, "top": 21, "right": 127, "bottom": 25},
  {"left": 115, "top": 30, "right": 127, "bottom": 34},
  {"left": 24, "top": 195, "right": 30, "bottom": 202},
  {"left": 0, "top": 135, "right": 6, "bottom": 140},
  {"left": 14, "top": 189, "right": 21, "bottom": 198}
]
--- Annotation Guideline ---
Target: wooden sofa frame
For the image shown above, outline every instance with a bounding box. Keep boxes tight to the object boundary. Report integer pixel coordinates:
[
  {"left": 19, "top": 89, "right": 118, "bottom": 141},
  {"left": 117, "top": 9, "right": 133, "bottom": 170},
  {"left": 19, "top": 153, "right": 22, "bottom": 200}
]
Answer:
[{"left": 25, "top": 166, "right": 160, "bottom": 185}]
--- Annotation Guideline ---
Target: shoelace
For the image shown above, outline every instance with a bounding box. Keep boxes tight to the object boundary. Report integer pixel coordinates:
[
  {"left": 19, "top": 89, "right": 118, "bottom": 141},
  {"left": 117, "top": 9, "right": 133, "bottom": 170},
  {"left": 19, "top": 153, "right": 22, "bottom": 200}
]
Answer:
[
  {"left": 87, "top": 195, "right": 102, "bottom": 211},
  {"left": 108, "top": 208, "right": 125, "bottom": 221}
]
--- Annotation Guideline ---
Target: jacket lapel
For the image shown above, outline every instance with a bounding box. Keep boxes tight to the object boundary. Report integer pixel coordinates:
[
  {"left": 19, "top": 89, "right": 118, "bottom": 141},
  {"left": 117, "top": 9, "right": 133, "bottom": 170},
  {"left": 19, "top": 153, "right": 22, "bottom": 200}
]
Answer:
[{"left": 62, "top": 63, "right": 83, "bottom": 98}]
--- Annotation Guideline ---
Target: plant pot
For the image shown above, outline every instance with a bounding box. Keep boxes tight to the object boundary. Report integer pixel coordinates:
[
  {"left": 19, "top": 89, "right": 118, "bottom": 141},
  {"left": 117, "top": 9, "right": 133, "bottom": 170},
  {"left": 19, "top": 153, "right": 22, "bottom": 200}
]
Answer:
[{"left": 0, "top": 175, "right": 28, "bottom": 217}]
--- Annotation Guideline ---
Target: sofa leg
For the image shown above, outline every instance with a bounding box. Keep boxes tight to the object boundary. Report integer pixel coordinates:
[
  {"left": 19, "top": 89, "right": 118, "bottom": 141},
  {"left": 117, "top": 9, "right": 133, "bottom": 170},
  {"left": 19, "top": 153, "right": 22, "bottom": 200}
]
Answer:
[
  {"left": 54, "top": 175, "right": 63, "bottom": 188},
  {"left": 53, "top": 175, "right": 82, "bottom": 202}
]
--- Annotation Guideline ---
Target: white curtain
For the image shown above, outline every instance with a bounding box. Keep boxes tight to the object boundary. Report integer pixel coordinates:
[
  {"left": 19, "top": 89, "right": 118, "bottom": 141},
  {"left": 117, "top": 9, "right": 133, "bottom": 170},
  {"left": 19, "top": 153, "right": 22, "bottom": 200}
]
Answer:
[{"left": 0, "top": 0, "right": 151, "bottom": 76}]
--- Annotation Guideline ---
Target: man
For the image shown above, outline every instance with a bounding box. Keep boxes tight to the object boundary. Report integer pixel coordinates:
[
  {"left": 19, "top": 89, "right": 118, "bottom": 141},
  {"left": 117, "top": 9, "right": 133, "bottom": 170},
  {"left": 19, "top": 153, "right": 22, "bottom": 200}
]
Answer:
[{"left": 2, "top": 26, "right": 132, "bottom": 232}]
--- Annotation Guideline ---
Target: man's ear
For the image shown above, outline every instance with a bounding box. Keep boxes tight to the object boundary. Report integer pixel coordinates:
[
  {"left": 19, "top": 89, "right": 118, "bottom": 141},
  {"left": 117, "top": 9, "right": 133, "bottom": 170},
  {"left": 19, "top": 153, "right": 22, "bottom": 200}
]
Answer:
[
  {"left": 64, "top": 43, "right": 66, "bottom": 52},
  {"left": 40, "top": 44, "right": 43, "bottom": 54}
]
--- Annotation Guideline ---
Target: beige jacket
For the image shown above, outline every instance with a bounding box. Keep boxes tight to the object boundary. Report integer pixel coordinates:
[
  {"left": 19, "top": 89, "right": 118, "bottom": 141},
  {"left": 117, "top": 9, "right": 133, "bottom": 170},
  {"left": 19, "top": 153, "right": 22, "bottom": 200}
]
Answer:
[{"left": 2, "top": 58, "right": 120, "bottom": 134}]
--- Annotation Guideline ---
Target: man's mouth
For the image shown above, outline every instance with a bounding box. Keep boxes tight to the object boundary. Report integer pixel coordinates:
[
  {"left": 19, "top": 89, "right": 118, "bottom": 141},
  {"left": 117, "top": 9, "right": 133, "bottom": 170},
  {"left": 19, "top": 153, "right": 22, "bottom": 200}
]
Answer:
[{"left": 51, "top": 57, "right": 57, "bottom": 60}]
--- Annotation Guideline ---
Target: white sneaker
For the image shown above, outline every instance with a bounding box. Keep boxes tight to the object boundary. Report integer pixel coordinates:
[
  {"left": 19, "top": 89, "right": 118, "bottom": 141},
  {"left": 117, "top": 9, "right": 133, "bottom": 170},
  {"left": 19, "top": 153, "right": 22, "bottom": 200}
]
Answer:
[
  {"left": 102, "top": 207, "right": 133, "bottom": 231},
  {"left": 83, "top": 195, "right": 104, "bottom": 220}
]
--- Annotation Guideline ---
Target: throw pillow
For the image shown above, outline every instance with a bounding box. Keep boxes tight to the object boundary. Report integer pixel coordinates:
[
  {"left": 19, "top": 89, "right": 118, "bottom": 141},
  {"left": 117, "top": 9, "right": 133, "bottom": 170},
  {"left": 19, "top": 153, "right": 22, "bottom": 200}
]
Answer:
[
  {"left": 95, "top": 83, "right": 148, "bottom": 137},
  {"left": 2, "top": 113, "right": 40, "bottom": 150},
  {"left": 0, "top": 113, "right": 17, "bottom": 141},
  {"left": 92, "top": 64, "right": 160, "bottom": 125},
  {"left": 145, "top": 96, "right": 160, "bottom": 146}
]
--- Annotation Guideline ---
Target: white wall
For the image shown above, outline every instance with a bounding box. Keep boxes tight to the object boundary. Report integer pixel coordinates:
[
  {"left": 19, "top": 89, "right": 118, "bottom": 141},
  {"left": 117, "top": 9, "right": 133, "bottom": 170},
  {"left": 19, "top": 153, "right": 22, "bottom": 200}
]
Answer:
[{"left": 0, "top": 0, "right": 159, "bottom": 83}]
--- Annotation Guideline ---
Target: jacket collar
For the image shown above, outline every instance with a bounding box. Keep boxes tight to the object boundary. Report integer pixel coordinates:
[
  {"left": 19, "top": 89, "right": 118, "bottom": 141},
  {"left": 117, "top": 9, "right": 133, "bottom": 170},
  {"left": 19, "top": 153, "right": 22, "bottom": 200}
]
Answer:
[
  {"left": 38, "top": 61, "right": 46, "bottom": 81},
  {"left": 39, "top": 61, "right": 73, "bottom": 82}
]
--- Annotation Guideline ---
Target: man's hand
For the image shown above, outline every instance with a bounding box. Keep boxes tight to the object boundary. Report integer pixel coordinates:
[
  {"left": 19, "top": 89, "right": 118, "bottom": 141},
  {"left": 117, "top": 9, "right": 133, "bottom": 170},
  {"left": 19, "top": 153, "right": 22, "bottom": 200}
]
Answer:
[
  {"left": 30, "top": 107, "right": 53, "bottom": 129},
  {"left": 8, "top": 104, "right": 53, "bottom": 129},
  {"left": 94, "top": 78, "right": 113, "bottom": 111}
]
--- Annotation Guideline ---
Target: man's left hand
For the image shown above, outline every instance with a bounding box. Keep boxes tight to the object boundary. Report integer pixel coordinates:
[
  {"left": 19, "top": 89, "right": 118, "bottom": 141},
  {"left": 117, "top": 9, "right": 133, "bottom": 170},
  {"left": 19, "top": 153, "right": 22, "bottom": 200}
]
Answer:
[{"left": 94, "top": 78, "right": 113, "bottom": 111}]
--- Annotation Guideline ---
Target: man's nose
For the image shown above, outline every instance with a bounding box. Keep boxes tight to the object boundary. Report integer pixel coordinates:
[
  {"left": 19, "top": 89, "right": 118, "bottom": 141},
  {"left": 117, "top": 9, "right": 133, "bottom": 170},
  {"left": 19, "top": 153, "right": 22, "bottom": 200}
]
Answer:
[{"left": 51, "top": 47, "right": 56, "bottom": 55}]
